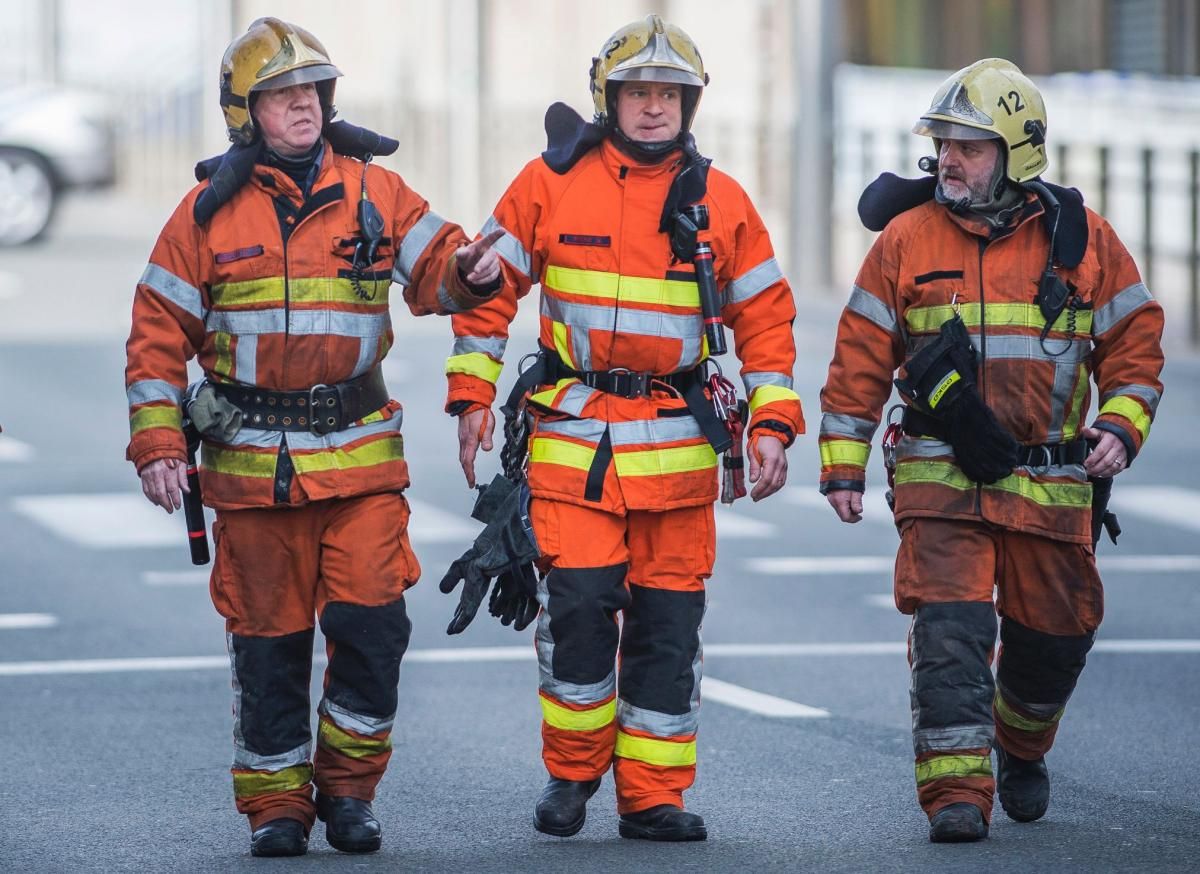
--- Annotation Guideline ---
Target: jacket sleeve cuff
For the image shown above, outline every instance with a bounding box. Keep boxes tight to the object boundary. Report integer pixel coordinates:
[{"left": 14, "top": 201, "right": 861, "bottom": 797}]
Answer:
[
  {"left": 819, "top": 479, "right": 865, "bottom": 495},
  {"left": 748, "top": 419, "right": 795, "bottom": 448},
  {"left": 1093, "top": 419, "right": 1139, "bottom": 466}
]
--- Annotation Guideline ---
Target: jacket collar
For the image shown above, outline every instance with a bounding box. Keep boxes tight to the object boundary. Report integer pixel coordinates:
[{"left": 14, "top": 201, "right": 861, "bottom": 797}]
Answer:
[
  {"left": 599, "top": 136, "right": 684, "bottom": 184},
  {"left": 942, "top": 190, "right": 1045, "bottom": 241}
]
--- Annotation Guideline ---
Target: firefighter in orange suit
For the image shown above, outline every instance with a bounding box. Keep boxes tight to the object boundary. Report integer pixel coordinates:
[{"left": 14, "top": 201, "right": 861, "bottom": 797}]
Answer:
[
  {"left": 820, "top": 60, "right": 1164, "bottom": 842},
  {"left": 125, "top": 18, "right": 501, "bottom": 857},
  {"left": 445, "top": 15, "right": 804, "bottom": 842}
]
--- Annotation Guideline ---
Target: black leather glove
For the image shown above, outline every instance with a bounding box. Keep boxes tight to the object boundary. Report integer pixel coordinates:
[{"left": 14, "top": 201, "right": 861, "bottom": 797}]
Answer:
[
  {"left": 487, "top": 565, "right": 540, "bottom": 631},
  {"left": 942, "top": 386, "right": 1020, "bottom": 484},
  {"left": 439, "top": 475, "right": 539, "bottom": 635}
]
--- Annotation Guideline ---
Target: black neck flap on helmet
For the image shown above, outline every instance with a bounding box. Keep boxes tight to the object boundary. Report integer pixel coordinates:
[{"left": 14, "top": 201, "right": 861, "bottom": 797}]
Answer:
[
  {"left": 541, "top": 102, "right": 608, "bottom": 175},
  {"left": 193, "top": 120, "right": 399, "bottom": 225}
]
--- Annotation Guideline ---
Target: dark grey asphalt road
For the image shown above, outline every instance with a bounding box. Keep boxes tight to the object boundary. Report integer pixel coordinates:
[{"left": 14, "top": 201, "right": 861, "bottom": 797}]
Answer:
[{"left": 1, "top": 194, "right": 1198, "bottom": 872}]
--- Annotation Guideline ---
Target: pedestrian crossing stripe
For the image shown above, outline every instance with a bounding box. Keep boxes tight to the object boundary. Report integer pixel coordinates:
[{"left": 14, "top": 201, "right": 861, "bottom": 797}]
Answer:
[{"left": 0, "top": 437, "right": 34, "bottom": 463}]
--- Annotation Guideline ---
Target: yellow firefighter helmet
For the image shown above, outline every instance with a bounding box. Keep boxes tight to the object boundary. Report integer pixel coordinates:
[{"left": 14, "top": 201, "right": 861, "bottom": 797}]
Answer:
[
  {"left": 589, "top": 14, "right": 709, "bottom": 130},
  {"left": 219, "top": 17, "right": 342, "bottom": 146},
  {"left": 913, "top": 58, "right": 1048, "bottom": 183}
]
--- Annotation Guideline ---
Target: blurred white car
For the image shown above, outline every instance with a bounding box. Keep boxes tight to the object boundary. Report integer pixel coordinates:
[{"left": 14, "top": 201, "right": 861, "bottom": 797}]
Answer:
[{"left": 0, "top": 84, "right": 117, "bottom": 246}]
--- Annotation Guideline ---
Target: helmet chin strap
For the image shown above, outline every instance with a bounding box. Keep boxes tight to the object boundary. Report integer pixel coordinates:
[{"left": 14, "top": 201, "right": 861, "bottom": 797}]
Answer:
[{"left": 610, "top": 127, "right": 682, "bottom": 164}]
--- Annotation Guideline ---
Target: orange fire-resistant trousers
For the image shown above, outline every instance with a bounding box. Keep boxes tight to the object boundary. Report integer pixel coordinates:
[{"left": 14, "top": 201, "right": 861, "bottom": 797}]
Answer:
[
  {"left": 531, "top": 498, "right": 714, "bottom": 815},
  {"left": 210, "top": 491, "right": 419, "bottom": 830},
  {"left": 895, "top": 517, "right": 1102, "bottom": 823}
]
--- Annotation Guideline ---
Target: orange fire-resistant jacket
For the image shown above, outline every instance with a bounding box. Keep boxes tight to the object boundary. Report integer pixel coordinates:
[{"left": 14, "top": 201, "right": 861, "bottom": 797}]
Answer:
[
  {"left": 445, "top": 138, "right": 804, "bottom": 513},
  {"left": 820, "top": 194, "right": 1165, "bottom": 543},
  {"left": 126, "top": 141, "right": 491, "bottom": 509}
]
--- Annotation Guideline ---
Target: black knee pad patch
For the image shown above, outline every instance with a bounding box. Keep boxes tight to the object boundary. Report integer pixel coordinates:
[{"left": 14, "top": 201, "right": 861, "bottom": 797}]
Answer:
[
  {"left": 231, "top": 628, "right": 315, "bottom": 755},
  {"left": 545, "top": 563, "right": 630, "bottom": 685},
  {"left": 998, "top": 617, "right": 1094, "bottom": 707},
  {"left": 320, "top": 598, "right": 411, "bottom": 718},
  {"left": 619, "top": 584, "right": 705, "bottom": 716},
  {"left": 911, "top": 601, "right": 997, "bottom": 730}
]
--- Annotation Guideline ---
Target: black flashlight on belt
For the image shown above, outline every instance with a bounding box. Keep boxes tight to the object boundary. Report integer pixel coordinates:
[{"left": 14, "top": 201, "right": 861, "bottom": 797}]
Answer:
[{"left": 675, "top": 204, "right": 727, "bottom": 356}]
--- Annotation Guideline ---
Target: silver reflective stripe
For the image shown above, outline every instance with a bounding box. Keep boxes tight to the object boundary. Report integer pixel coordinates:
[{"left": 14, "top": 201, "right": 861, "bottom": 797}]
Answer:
[
  {"left": 723, "top": 257, "right": 783, "bottom": 306},
  {"left": 482, "top": 215, "right": 533, "bottom": 281},
  {"left": 207, "top": 309, "right": 285, "bottom": 334},
  {"left": 392, "top": 210, "right": 447, "bottom": 287},
  {"left": 997, "top": 681, "right": 1068, "bottom": 719},
  {"left": 847, "top": 285, "right": 898, "bottom": 334},
  {"left": 1045, "top": 360, "right": 1079, "bottom": 442},
  {"left": 140, "top": 262, "right": 205, "bottom": 321},
  {"left": 319, "top": 698, "right": 394, "bottom": 736},
  {"left": 236, "top": 334, "right": 257, "bottom": 384},
  {"left": 127, "top": 379, "right": 182, "bottom": 406},
  {"left": 207, "top": 309, "right": 391, "bottom": 339},
  {"left": 233, "top": 740, "right": 313, "bottom": 771},
  {"left": 542, "top": 294, "right": 702, "bottom": 341},
  {"left": 350, "top": 335, "right": 376, "bottom": 378},
  {"left": 820, "top": 412, "right": 876, "bottom": 441},
  {"left": 913, "top": 724, "right": 993, "bottom": 756},
  {"left": 743, "top": 372, "right": 794, "bottom": 395},
  {"left": 617, "top": 699, "right": 699, "bottom": 737},
  {"left": 675, "top": 332, "right": 703, "bottom": 370},
  {"left": 1093, "top": 282, "right": 1153, "bottom": 337},
  {"left": 452, "top": 336, "right": 507, "bottom": 359},
  {"left": 977, "top": 335, "right": 1090, "bottom": 364},
  {"left": 536, "top": 417, "right": 607, "bottom": 442},
  {"left": 895, "top": 436, "right": 953, "bottom": 459},
  {"left": 282, "top": 414, "right": 401, "bottom": 452},
  {"left": 228, "top": 631, "right": 247, "bottom": 758},
  {"left": 556, "top": 383, "right": 596, "bottom": 417},
  {"left": 1102, "top": 383, "right": 1161, "bottom": 416},
  {"left": 222, "top": 426, "right": 284, "bottom": 449},
  {"left": 611, "top": 417, "right": 702, "bottom": 446},
  {"left": 437, "top": 283, "right": 464, "bottom": 314}
]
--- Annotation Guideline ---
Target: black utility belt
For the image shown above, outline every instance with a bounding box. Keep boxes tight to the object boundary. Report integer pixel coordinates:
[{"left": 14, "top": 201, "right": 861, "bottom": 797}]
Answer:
[
  {"left": 901, "top": 407, "right": 1088, "bottom": 467},
  {"left": 210, "top": 366, "right": 388, "bottom": 434},
  {"left": 542, "top": 355, "right": 701, "bottom": 399}
]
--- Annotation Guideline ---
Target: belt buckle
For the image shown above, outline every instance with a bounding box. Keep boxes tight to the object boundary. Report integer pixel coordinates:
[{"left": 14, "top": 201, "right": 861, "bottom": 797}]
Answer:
[
  {"left": 308, "top": 384, "right": 340, "bottom": 435},
  {"left": 629, "top": 372, "right": 650, "bottom": 397}
]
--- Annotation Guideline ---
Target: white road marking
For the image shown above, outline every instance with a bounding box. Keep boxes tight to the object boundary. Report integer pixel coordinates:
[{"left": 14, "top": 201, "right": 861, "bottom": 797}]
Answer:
[
  {"left": 2, "top": 639, "right": 1198, "bottom": 677},
  {"left": 714, "top": 505, "right": 776, "bottom": 538},
  {"left": 783, "top": 486, "right": 896, "bottom": 526},
  {"left": 143, "top": 570, "right": 210, "bottom": 586},
  {"left": 11, "top": 494, "right": 479, "bottom": 549},
  {"left": 702, "top": 677, "right": 830, "bottom": 718},
  {"left": 864, "top": 594, "right": 896, "bottom": 610},
  {"left": 1113, "top": 486, "right": 1200, "bottom": 532},
  {"left": 0, "top": 437, "right": 35, "bottom": 462},
  {"left": 0, "top": 614, "right": 57, "bottom": 630},
  {"left": 750, "top": 555, "right": 1200, "bottom": 575}
]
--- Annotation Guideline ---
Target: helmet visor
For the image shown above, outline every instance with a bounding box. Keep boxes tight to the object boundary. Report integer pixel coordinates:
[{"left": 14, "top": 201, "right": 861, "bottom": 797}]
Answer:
[
  {"left": 912, "top": 118, "right": 1000, "bottom": 141},
  {"left": 607, "top": 65, "right": 704, "bottom": 88},
  {"left": 252, "top": 63, "right": 342, "bottom": 92}
]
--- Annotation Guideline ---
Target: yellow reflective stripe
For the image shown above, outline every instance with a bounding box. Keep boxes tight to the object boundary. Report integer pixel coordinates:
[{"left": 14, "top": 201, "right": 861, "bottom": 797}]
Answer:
[
  {"left": 894, "top": 459, "right": 1092, "bottom": 508},
  {"left": 994, "top": 692, "right": 1063, "bottom": 733},
  {"left": 906, "top": 303, "right": 1092, "bottom": 334},
  {"left": 445, "top": 351, "right": 503, "bottom": 383},
  {"left": 212, "top": 277, "right": 389, "bottom": 307},
  {"left": 540, "top": 695, "right": 616, "bottom": 732},
  {"left": 232, "top": 763, "right": 313, "bottom": 799},
  {"left": 544, "top": 265, "right": 700, "bottom": 308},
  {"left": 820, "top": 438, "right": 869, "bottom": 468},
  {"left": 915, "top": 754, "right": 992, "bottom": 786},
  {"left": 1062, "top": 363, "right": 1089, "bottom": 438},
  {"left": 528, "top": 378, "right": 580, "bottom": 409},
  {"left": 214, "top": 331, "right": 233, "bottom": 377},
  {"left": 1100, "top": 395, "right": 1151, "bottom": 441},
  {"left": 927, "top": 370, "right": 962, "bottom": 410},
  {"left": 614, "top": 731, "right": 697, "bottom": 767},
  {"left": 531, "top": 436, "right": 596, "bottom": 472},
  {"left": 130, "top": 404, "right": 182, "bottom": 435},
  {"left": 749, "top": 384, "right": 801, "bottom": 416},
  {"left": 552, "top": 320, "right": 574, "bottom": 368},
  {"left": 614, "top": 444, "right": 717, "bottom": 476},
  {"left": 202, "top": 445, "right": 279, "bottom": 478},
  {"left": 290, "top": 435, "right": 405, "bottom": 474},
  {"left": 318, "top": 719, "right": 392, "bottom": 759}
]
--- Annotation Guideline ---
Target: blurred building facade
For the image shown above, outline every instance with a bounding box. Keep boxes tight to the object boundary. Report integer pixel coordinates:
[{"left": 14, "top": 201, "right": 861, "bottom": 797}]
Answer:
[{"left": 3, "top": 0, "right": 1198, "bottom": 344}]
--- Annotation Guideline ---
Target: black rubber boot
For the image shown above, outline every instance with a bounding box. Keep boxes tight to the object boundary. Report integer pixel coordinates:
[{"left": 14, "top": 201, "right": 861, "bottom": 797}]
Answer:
[
  {"left": 250, "top": 817, "right": 309, "bottom": 857},
  {"left": 996, "top": 745, "right": 1050, "bottom": 822},
  {"left": 315, "top": 793, "right": 382, "bottom": 853},
  {"left": 533, "top": 778, "right": 601, "bottom": 837},
  {"left": 928, "top": 802, "right": 989, "bottom": 843},
  {"left": 619, "top": 805, "right": 707, "bottom": 842}
]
